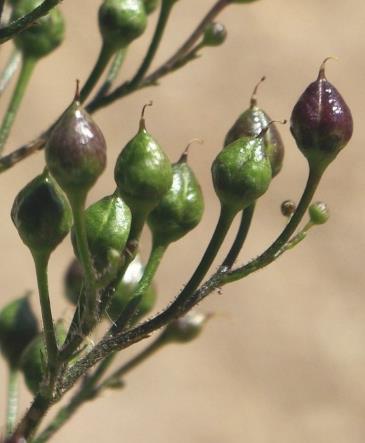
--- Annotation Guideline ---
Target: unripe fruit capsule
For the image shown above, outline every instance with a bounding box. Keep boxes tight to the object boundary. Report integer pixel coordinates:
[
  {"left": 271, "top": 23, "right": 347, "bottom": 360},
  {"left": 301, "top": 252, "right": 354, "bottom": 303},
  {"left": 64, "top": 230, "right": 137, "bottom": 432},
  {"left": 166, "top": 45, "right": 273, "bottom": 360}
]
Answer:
[
  {"left": 202, "top": 22, "right": 227, "bottom": 47},
  {"left": 161, "top": 312, "right": 209, "bottom": 344},
  {"left": 290, "top": 58, "right": 353, "bottom": 174},
  {"left": 308, "top": 201, "right": 329, "bottom": 225}
]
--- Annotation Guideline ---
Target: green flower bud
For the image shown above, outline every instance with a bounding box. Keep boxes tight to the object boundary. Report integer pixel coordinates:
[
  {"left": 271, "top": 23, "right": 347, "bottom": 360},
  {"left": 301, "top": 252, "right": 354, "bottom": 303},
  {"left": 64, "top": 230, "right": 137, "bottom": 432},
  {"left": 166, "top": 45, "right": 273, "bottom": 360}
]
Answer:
[
  {"left": 12, "top": 0, "right": 65, "bottom": 59},
  {"left": 202, "top": 22, "right": 227, "bottom": 47},
  {"left": 71, "top": 194, "right": 132, "bottom": 281},
  {"left": 99, "top": 0, "right": 147, "bottom": 50},
  {"left": 161, "top": 312, "right": 208, "bottom": 344},
  {"left": 0, "top": 294, "right": 38, "bottom": 368},
  {"left": 280, "top": 199, "right": 296, "bottom": 217},
  {"left": 308, "top": 201, "right": 329, "bottom": 225},
  {"left": 46, "top": 92, "right": 107, "bottom": 199},
  {"left": 212, "top": 135, "right": 272, "bottom": 213},
  {"left": 148, "top": 143, "right": 204, "bottom": 245},
  {"left": 114, "top": 104, "right": 173, "bottom": 216},
  {"left": 143, "top": 0, "right": 159, "bottom": 14},
  {"left": 11, "top": 170, "right": 72, "bottom": 256},
  {"left": 225, "top": 77, "right": 284, "bottom": 177},
  {"left": 20, "top": 323, "right": 66, "bottom": 395},
  {"left": 290, "top": 58, "right": 353, "bottom": 174},
  {"left": 64, "top": 258, "right": 83, "bottom": 305},
  {"left": 107, "top": 255, "right": 157, "bottom": 322}
]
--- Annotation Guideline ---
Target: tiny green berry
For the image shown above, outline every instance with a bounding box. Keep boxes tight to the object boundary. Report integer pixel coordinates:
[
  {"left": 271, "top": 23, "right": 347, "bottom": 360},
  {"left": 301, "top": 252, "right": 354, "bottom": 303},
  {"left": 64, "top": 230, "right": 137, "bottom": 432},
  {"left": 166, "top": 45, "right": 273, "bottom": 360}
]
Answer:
[
  {"left": 46, "top": 88, "right": 107, "bottom": 200},
  {"left": 202, "top": 22, "right": 227, "bottom": 47},
  {"left": 0, "top": 294, "right": 38, "bottom": 368},
  {"left": 114, "top": 103, "right": 173, "bottom": 217},
  {"left": 11, "top": 170, "right": 72, "bottom": 256},
  {"left": 12, "top": 0, "right": 65, "bottom": 60},
  {"left": 308, "top": 201, "right": 329, "bottom": 225},
  {"left": 290, "top": 58, "right": 353, "bottom": 175},
  {"left": 99, "top": 0, "right": 147, "bottom": 51}
]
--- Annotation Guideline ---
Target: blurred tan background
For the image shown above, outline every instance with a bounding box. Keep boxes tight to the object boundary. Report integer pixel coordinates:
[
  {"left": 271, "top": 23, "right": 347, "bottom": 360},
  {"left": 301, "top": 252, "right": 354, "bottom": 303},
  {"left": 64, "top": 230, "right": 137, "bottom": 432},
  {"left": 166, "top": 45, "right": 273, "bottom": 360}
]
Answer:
[{"left": 1, "top": 0, "right": 365, "bottom": 441}]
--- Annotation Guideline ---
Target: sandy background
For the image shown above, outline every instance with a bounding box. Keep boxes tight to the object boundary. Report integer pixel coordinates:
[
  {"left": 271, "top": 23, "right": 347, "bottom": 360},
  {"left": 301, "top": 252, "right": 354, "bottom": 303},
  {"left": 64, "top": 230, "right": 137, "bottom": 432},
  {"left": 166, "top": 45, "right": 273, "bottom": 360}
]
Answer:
[{"left": 0, "top": 0, "right": 365, "bottom": 442}]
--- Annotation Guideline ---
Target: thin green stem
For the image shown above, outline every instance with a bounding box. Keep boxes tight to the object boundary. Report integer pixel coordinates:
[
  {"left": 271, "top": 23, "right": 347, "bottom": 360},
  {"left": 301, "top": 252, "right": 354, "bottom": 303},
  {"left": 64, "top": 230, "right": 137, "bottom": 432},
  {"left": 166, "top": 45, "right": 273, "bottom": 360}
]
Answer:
[
  {"left": 129, "top": 0, "right": 175, "bottom": 88},
  {"left": 32, "top": 251, "right": 58, "bottom": 375},
  {"left": 6, "top": 368, "right": 19, "bottom": 437},
  {"left": 0, "top": 0, "right": 61, "bottom": 44},
  {"left": 111, "top": 240, "right": 167, "bottom": 333},
  {"left": 69, "top": 194, "right": 98, "bottom": 329},
  {"left": 0, "top": 56, "right": 36, "bottom": 155},
  {"left": 222, "top": 203, "right": 256, "bottom": 269},
  {"left": 224, "top": 168, "right": 322, "bottom": 283},
  {"left": 91, "top": 48, "right": 127, "bottom": 101},
  {"left": 80, "top": 43, "right": 115, "bottom": 103},
  {"left": 0, "top": 49, "right": 21, "bottom": 97}
]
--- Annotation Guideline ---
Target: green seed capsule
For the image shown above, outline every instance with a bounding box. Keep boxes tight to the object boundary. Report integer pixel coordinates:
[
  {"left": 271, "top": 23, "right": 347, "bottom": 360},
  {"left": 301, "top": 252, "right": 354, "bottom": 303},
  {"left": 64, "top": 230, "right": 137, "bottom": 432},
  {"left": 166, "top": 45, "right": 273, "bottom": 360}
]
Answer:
[
  {"left": 99, "top": 0, "right": 147, "bottom": 51},
  {"left": 202, "top": 22, "right": 227, "bottom": 47},
  {"left": 20, "top": 323, "right": 66, "bottom": 395},
  {"left": 12, "top": 0, "right": 65, "bottom": 59},
  {"left": 161, "top": 312, "right": 208, "bottom": 344},
  {"left": 225, "top": 77, "right": 284, "bottom": 177},
  {"left": 148, "top": 143, "right": 204, "bottom": 245},
  {"left": 64, "top": 258, "right": 83, "bottom": 305},
  {"left": 107, "top": 255, "right": 157, "bottom": 322},
  {"left": 71, "top": 194, "right": 132, "bottom": 281},
  {"left": 308, "top": 201, "right": 329, "bottom": 225},
  {"left": 11, "top": 170, "right": 72, "bottom": 256},
  {"left": 46, "top": 93, "right": 107, "bottom": 199},
  {"left": 114, "top": 104, "right": 173, "bottom": 217},
  {"left": 212, "top": 135, "right": 272, "bottom": 213},
  {"left": 0, "top": 295, "right": 38, "bottom": 368},
  {"left": 143, "top": 0, "right": 159, "bottom": 14}
]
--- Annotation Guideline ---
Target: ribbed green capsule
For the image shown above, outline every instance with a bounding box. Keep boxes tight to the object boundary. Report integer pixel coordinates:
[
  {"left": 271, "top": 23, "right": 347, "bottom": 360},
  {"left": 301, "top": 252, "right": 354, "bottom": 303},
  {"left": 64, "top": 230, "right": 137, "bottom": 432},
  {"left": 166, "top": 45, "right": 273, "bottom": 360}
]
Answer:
[
  {"left": 107, "top": 255, "right": 157, "bottom": 322},
  {"left": 20, "top": 323, "right": 66, "bottom": 395},
  {"left": 308, "top": 201, "right": 329, "bottom": 225},
  {"left": 71, "top": 194, "right": 132, "bottom": 281},
  {"left": 11, "top": 170, "right": 72, "bottom": 256},
  {"left": 225, "top": 77, "right": 284, "bottom": 177},
  {"left": 99, "top": 0, "right": 147, "bottom": 50},
  {"left": 12, "top": 0, "right": 65, "bottom": 59},
  {"left": 0, "top": 295, "right": 38, "bottom": 368},
  {"left": 148, "top": 146, "right": 204, "bottom": 245},
  {"left": 212, "top": 135, "right": 272, "bottom": 213},
  {"left": 114, "top": 106, "right": 173, "bottom": 217}
]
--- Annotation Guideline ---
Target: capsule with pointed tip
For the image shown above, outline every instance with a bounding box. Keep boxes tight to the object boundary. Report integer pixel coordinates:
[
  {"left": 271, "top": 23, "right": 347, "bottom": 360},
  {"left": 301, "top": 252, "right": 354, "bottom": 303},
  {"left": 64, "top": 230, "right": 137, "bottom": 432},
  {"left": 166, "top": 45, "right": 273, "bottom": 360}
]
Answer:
[
  {"left": 46, "top": 95, "right": 107, "bottom": 199},
  {"left": 12, "top": 0, "right": 65, "bottom": 59},
  {"left": 212, "top": 135, "right": 272, "bottom": 214},
  {"left": 71, "top": 194, "right": 131, "bottom": 281},
  {"left": 114, "top": 106, "right": 173, "bottom": 217},
  {"left": 225, "top": 77, "right": 284, "bottom": 178},
  {"left": 99, "top": 0, "right": 147, "bottom": 50},
  {"left": 0, "top": 295, "right": 38, "bottom": 368},
  {"left": 11, "top": 170, "right": 72, "bottom": 256},
  {"left": 290, "top": 59, "right": 353, "bottom": 174},
  {"left": 148, "top": 145, "right": 204, "bottom": 245}
]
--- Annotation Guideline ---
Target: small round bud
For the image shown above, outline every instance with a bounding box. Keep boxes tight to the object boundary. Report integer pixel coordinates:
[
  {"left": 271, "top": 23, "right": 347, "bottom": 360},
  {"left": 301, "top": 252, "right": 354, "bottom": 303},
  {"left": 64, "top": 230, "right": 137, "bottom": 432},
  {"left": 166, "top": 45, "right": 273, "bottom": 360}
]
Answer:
[
  {"left": 20, "top": 323, "right": 66, "bottom": 395},
  {"left": 148, "top": 144, "right": 204, "bottom": 245},
  {"left": 308, "top": 201, "right": 329, "bottom": 225},
  {"left": 143, "top": 0, "right": 159, "bottom": 14},
  {"left": 202, "top": 22, "right": 227, "bottom": 47},
  {"left": 0, "top": 295, "right": 38, "bottom": 368},
  {"left": 71, "top": 194, "right": 132, "bottom": 280},
  {"left": 46, "top": 93, "right": 107, "bottom": 199},
  {"left": 11, "top": 171, "right": 72, "bottom": 256},
  {"left": 280, "top": 199, "right": 296, "bottom": 217},
  {"left": 114, "top": 105, "right": 173, "bottom": 216},
  {"left": 64, "top": 258, "right": 83, "bottom": 305},
  {"left": 290, "top": 58, "right": 353, "bottom": 174},
  {"left": 212, "top": 136, "right": 272, "bottom": 213},
  {"left": 99, "top": 0, "right": 147, "bottom": 50},
  {"left": 161, "top": 312, "right": 208, "bottom": 344},
  {"left": 12, "top": 0, "right": 65, "bottom": 59}
]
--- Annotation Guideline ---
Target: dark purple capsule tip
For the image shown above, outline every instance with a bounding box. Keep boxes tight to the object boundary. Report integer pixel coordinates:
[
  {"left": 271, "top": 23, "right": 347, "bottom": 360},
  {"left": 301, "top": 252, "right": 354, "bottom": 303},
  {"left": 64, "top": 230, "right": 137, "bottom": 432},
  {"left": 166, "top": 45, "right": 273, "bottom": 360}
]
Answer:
[{"left": 290, "top": 58, "right": 353, "bottom": 164}]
